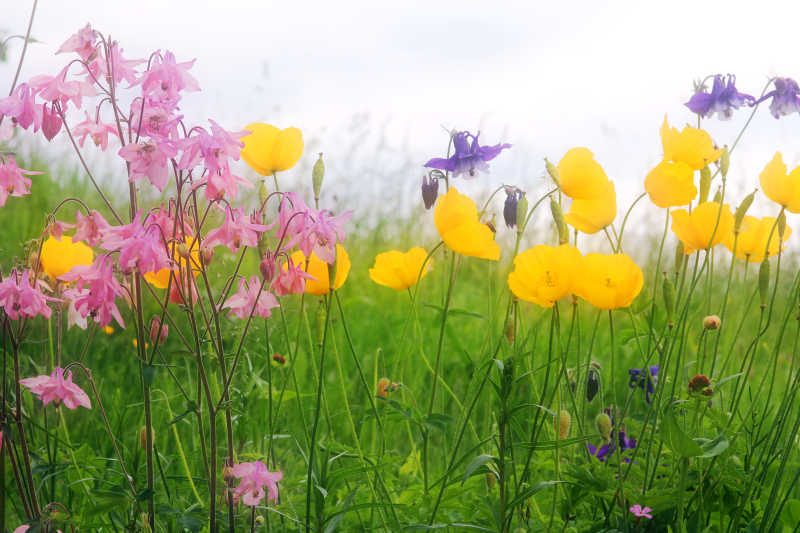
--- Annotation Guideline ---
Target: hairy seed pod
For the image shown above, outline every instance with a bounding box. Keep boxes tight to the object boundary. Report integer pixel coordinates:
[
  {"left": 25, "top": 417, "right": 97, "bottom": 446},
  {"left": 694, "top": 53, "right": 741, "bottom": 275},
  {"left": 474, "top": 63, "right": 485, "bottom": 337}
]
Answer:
[
  {"left": 545, "top": 157, "right": 560, "bottom": 187},
  {"left": 663, "top": 274, "right": 676, "bottom": 327},
  {"left": 555, "top": 410, "right": 571, "bottom": 439},
  {"left": 258, "top": 179, "right": 269, "bottom": 209},
  {"left": 719, "top": 146, "right": 730, "bottom": 178},
  {"left": 673, "top": 242, "right": 684, "bottom": 274},
  {"left": 699, "top": 166, "right": 712, "bottom": 203},
  {"left": 550, "top": 198, "right": 569, "bottom": 245},
  {"left": 312, "top": 152, "right": 325, "bottom": 203},
  {"left": 595, "top": 413, "right": 612, "bottom": 444},
  {"left": 778, "top": 210, "right": 787, "bottom": 238},
  {"left": 734, "top": 189, "right": 757, "bottom": 233},
  {"left": 504, "top": 319, "right": 515, "bottom": 344}
]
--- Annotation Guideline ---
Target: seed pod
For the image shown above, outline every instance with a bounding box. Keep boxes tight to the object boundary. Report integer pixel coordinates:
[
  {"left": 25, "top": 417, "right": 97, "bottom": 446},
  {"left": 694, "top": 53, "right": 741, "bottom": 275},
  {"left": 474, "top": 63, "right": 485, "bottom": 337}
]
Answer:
[
  {"left": 719, "top": 146, "right": 730, "bottom": 178},
  {"left": 759, "top": 259, "right": 770, "bottom": 308},
  {"left": 258, "top": 179, "right": 269, "bottom": 209},
  {"left": 713, "top": 187, "right": 723, "bottom": 203},
  {"left": 315, "top": 300, "right": 326, "bottom": 347},
  {"left": 699, "top": 166, "right": 712, "bottom": 203},
  {"left": 550, "top": 198, "right": 569, "bottom": 245},
  {"left": 663, "top": 274, "right": 676, "bottom": 327},
  {"left": 674, "top": 242, "right": 685, "bottom": 274},
  {"left": 545, "top": 158, "right": 560, "bottom": 187},
  {"left": 734, "top": 190, "right": 757, "bottom": 233},
  {"left": 595, "top": 412, "right": 612, "bottom": 444},
  {"left": 312, "top": 153, "right": 325, "bottom": 203},
  {"left": 778, "top": 210, "right": 787, "bottom": 238},
  {"left": 555, "top": 410, "right": 571, "bottom": 439},
  {"left": 586, "top": 368, "right": 600, "bottom": 402},
  {"left": 703, "top": 315, "right": 721, "bottom": 330},
  {"left": 504, "top": 319, "right": 515, "bottom": 344},
  {"left": 516, "top": 192, "right": 529, "bottom": 235}
]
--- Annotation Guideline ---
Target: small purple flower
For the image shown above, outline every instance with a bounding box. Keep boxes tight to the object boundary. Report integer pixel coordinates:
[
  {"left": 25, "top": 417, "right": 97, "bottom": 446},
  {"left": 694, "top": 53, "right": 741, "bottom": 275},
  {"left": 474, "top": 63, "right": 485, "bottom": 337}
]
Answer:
[
  {"left": 424, "top": 130, "right": 511, "bottom": 179},
  {"left": 754, "top": 77, "right": 800, "bottom": 118},
  {"left": 685, "top": 74, "right": 754, "bottom": 120},
  {"left": 587, "top": 409, "right": 637, "bottom": 462},
  {"left": 630, "top": 504, "right": 653, "bottom": 519},
  {"left": 629, "top": 365, "right": 658, "bottom": 404}
]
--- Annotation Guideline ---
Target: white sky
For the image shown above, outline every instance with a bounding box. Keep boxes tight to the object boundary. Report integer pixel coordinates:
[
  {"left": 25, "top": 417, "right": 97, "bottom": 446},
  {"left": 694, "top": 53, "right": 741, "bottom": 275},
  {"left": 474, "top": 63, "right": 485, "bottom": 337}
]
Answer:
[{"left": 4, "top": 0, "right": 800, "bottom": 241}]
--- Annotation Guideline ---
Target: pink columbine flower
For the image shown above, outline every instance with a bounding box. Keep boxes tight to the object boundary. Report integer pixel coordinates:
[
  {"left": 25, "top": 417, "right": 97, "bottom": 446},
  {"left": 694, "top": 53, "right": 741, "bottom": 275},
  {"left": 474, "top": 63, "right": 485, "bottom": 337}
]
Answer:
[
  {"left": 85, "top": 41, "right": 144, "bottom": 87},
  {"left": 101, "top": 211, "right": 172, "bottom": 275},
  {"left": 73, "top": 112, "right": 118, "bottom": 151},
  {"left": 201, "top": 163, "right": 251, "bottom": 201},
  {"left": 629, "top": 504, "right": 653, "bottom": 519},
  {"left": 0, "top": 83, "right": 41, "bottom": 131},
  {"left": 73, "top": 209, "right": 111, "bottom": 246},
  {"left": 0, "top": 269, "right": 59, "bottom": 320},
  {"left": 41, "top": 102, "right": 63, "bottom": 141},
  {"left": 178, "top": 119, "right": 247, "bottom": 172},
  {"left": 0, "top": 156, "right": 41, "bottom": 207},
  {"left": 60, "top": 255, "right": 126, "bottom": 328},
  {"left": 222, "top": 276, "right": 279, "bottom": 319},
  {"left": 19, "top": 366, "right": 91, "bottom": 410},
  {"left": 271, "top": 256, "right": 315, "bottom": 296},
  {"left": 45, "top": 219, "right": 76, "bottom": 240},
  {"left": 140, "top": 50, "right": 200, "bottom": 105},
  {"left": 204, "top": 207, "right": 268, "bottom": 253},
  {"left": 28, "top": 66, "right": 96, "bottom": 109},
  {"left": 230, "top": 461, "right": 282, "bottom": 507},
  {"left": 118, "top": 139, "right": 177, "bottom": 191},
  {"left": 56, "top": 23, "right": 98, "bottom": 60}
]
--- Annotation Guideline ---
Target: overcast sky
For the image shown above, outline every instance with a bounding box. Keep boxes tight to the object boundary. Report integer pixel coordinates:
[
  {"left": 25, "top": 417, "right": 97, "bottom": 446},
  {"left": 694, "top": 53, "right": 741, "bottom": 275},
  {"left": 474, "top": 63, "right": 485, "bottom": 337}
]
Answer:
[{"left": 4, "top": 0, "right": 800, "bottom": 233}]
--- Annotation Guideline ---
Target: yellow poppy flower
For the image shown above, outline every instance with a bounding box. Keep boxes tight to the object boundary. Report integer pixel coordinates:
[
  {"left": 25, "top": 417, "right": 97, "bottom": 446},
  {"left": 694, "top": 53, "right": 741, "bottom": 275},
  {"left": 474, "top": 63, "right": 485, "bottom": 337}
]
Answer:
[
  {"left": 573, "top": 253, "right": 644, "bottom": 310},
  {"left": 144, "top": 237, "right": 200, "bottom": 289},
  {"left": 40, "top": 235, "right": 94, "bottom": 280},
  {"left": 759, "top": 152, "right": 800, "bottom": 213},
  {"left": 369, "top": 247, "right": 432, "bottom": 290},
  {"left": 725, "top": 216, "right": 791, "bottom": 262},
  {"left": 644, "top": 159, "right": 697, "bottom": 208},
  {"left": 290, "top": 243, "right": 351, "bottom": 295},
  {"left": 564, "top": 179, "right": 617, "bottom": 234},
  {"left": 241, "top": 123, "right": 303, "bottom": 176},
  {"left": 557, "top": 147, "right": 610, "bottom": 199},
  {"left": 660, "top": 115, "right": 723, "bottom": 171},
  {"left": 507, "top": 244, "right": 582, "bottom": 308},
  {"left": 433, "top": 187, "right": 500, "bottom": 261},
  {"left": 671, "top": 202, "right": 734, "bottom": 254}
]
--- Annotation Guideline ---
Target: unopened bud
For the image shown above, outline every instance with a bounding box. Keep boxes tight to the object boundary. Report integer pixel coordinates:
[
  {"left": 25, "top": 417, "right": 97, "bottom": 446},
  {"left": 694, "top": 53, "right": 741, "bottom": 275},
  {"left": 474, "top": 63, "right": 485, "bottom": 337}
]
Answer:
[
  {"left": 595, "top": 413, "right": 612, "bottom": 443},
  {"left": 516, "top": 192, "right": 529, "bottom": 234},
  {"left": 663, "top": 274, "right": 676, "bottom": 327},
  {"left": 586, "top": 368, "right": 600, "bottom": 402},
  {"left": 703, "top": 315, "right": 721, "bottom": 330},
  {"left": 148, "top": 316, "right": 168, "bottom": 345},
  {"left": 713, "top": 187, "right": 723, "bottom": 203},
  {"left": 545, "top": 158, "right": 560, "bottom": 187},
  {"left": 719, "top": 146, "right": 730, "bottom": 178},
  {"left": 689, "top": 374, "right": 711, "bottom": 395},
  {"left": 311, "top": 152, "right": 325, "bottom": 199},
  {"left": 555, "top": 410, "right": 571, "bottom": 439},
  {"left": 778, "top": 210, "right": 787, "bottom": 238},
  {"left": 222, "top": 464, "right": 235, "bottom": 486},
  {"left": 201, "top": 246, "right": 214, "bottom": 266},
  {"left": 260, "top": 252, "right": 276, "bottom": 282},
  {"left": 550, "top": 198, "right": 569, "bottom": 245},
  {"left": 421, "top": 175, "right": 439, "bottom": 210},
  {"left": 699, "top": 166, "right": 712, "bottom": 203},
  {"left": 176, "top": 243, "right": 190, "bottom": 260},
  {"left": 734, "top": 190, "right": 757, "bottom": 233},
  {"left": 759, "top": 258, "right": 770, "bottom": 308},
  {"left": 503, "top": 188, "right": 521, "bottom": 228}
]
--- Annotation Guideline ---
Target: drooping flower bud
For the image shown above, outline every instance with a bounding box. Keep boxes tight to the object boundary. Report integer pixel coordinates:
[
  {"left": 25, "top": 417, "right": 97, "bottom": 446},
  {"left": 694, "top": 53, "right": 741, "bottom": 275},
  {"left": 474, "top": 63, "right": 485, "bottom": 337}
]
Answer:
[
  {"left": 759, "top": 258, "right": 770, "bottom": 308},
  {"left": 312, "top": 153, "right": 325, "bottom": 204},
  {"left": 663, "top": 274, "right": 676, "bottom": 328},
  {"left": 699, "top": 166, "right": 712, "bottom": 203},
  {"left": 545, "top": 157, "right": 560, "bottom": 187},
  {"left": 260, "top": 251, "right": 277, "bottom": 282},
  {"left": 555, "top": 410, "right": 571, "bottom": 439},
  {"left": 719, "top": 146, "right": 730, "bottom": 178},
  {"left": 595, "top": 412, "right": 612, "bottom": 443},
  {"left": 734, "top": 190, "right": 757, "bottom": 233},
  {"left": 503, "top": 187, "right": 521, "bottom": 228},
  {"left": 688, "top": 374, "right": 711, "bottom": 395},
  {"left": 201, "top": 246, "right": 214, "bottom": 267},
  {"left": 703, "top": 315, "right": 721, "bottom": 330},
  {"left": 148, "top": 316, "right": 168, "bottom": 346},
  {"left": 421, "top": 175, "right": 439, "bottom": 210},
  {"left": 586, "top": 363, "right": 600, "bottom": 402},
  {"left": 550, "top": 197, "right": 569, "bottom": 245},
  {"left": 41, "top": 103, "right": 63, "bottom": 141}
]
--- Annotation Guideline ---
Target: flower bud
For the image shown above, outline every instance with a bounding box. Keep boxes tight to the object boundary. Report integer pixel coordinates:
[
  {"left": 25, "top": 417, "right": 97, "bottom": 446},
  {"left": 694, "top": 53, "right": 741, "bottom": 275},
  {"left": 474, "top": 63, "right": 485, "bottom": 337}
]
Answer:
[
  {"left": 312, "top": 152, "right": 325, "bottom": 203},
  {"left": 377, "top": 377, "right": 391, "bottom": 398},
  {"left": 260, "top": 252, "right": 276, "bottom": 282},
  {"left": 504, "top": 319, "right": 515, "bottom": 344},
  {"left": 555, "top": 410, "right": 571, "bottom": 440},
  {"left": 41, "top": 103, "right": 63, "bottom": 141},
  {"left": 674, "top": 242, "right": 685, "bottom": 274},
  {"left": 778, "top": 210, "right": 787, "bottom": 239},
  {"left": 713, "top": 187, "right": 723, "bottom": 203},
  {"left": 516, "top": 192, "right": 529, "bottom": 235},
  {"left": 595, "top": 412, "right": 612, "bottom": 443},
  {"left": 177, "top": 242, "right": 190, "bottom": 260},
  {"left": 258, "top": 179, "right": 269, "bottom": 209},
  {"left": 586, "top": 367, "right": 600, "bottom": 403},
  {"left": 545, "top": 158, "right": 560, "bottom": 187},
  {"left": 201, "top": 246, "right": 214, "bottom": 266},
  {"left": 734, "top": 190, "right": 757, "bottom": 233},
  {"left": 689, "top": 374, "right": 711, "bottom": 395},
  {"left": 663, "top": 274, "right": 676, "bottom": 328},
  {"left": 421, "top": 175, "right": 439, "bottom": 210},
  {"left": 140, "top": 426, "right": 154, "bottom": 450},
  {"left": 222, "top": 464, "right": 235, "bottom": 487},
  {"left": 503, "top": 187, "right": 521, "bottom": 228},
  {"left": 148, "top": 316, "right": 168, "bottom": 345},
  {"left": 720, "top": 146, "right": 730, "bottom": 178},
  {"left": 699, "top": 166, "right": 712, "bottom": 203},
  {"left": 759, "top": 258, "right": 770, "bottom": 308},
  {"left": 703, "top": 315, "right": 721, "bottom": 330},
  {"left": 550, "top": 197, "right": 569, "bottom": 245}
]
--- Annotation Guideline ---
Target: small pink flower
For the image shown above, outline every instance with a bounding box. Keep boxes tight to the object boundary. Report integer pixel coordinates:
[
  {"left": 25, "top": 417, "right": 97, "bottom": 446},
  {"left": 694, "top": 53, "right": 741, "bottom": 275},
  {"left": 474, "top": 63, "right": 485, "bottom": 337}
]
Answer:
[
  {"left": 73, "top": 111, "right": 118, "bottom": 151},
  {"left": 0, "top": 156, "right": 41, "bottom": 207},
  {"left": 222, "top": 276, "right": 278, "bottom": 319},
  {"left": 270, "top": 192, "right": 352, "bottom": 263},
  {"left": 45, "top": 219, "right": 75, "bottom": 240},
  {"left": 0, "top": 83, "right": 42, "bottom": 131},
  {"left": 56, "top": 23, "right": 98, "bottom": 60},
  {"left": 629, "top": 504, "right": 653, "bottom": 519},
  {"left": 118, "top": 139, "right": 177, "bottom": 191},
  {"left": 201, "top": 163, "right": 251, "bottom": 201},
  {"left": 271, "top": 256, "right": 315, "bottom": 296},
  {"left": 73, "top": 209, "right": 111, "bottom": 246},
  {"left": 177, "top": 119, "right": 247, "bottom": 172},
  {"left": 29, "top": 66, "right": 96, "bottom": 109},
  {"left": 204, "top": 206, "right": 267, "bottom": 253},
  {"left": 86, "top": 41, "right": 144, "bottom": 87},
  {"left": 140, "top": 50, "right": 200, "bottom": 105},
  {"left": 19, "top": 366, "right": 91, "bottom": 410},
  {"left": 0, "top": 269, "right": 59, "bottom": 320},
  {"left": 101, "top": 211, "right": 172, "bottom": 275},
  {"left": 230, "top": 461, "right": 282, "bottom": 507},
  {"left": 60, "top": 255, "right": 126, "bottom": 328}
]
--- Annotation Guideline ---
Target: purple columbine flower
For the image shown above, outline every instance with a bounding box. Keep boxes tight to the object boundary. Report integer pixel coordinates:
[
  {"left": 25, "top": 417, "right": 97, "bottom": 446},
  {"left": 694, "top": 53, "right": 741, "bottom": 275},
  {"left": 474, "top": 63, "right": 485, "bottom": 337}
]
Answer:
[
  {"left": 421, "top": 175, "right": 439, "bottom": 210},
  {"left": 424, "top": 130, "right": 511, "bottom": 179},
  {"left": 587, "top": 427, "right": 637, "bottom": 462},
  {"left": 685, "top": 74, "right": 754, "bottom": 120},
  {"left": 503, "top": 187, "right": 523, "bottom": 228},
  {"left": 629, "top": 365, "right": 658, "bottom": 404},
  {"left": 754, "top": 77, "right": 800, "bottom": 118}
]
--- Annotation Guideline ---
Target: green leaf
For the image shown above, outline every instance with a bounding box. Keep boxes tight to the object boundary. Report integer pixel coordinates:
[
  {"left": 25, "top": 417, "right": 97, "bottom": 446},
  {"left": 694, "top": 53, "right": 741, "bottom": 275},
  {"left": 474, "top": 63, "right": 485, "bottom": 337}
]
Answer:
[
  {"left": 507, "top": 480, "right": 562, "bottom": 509},
  {"left": 695, "top": 432, "right": 729, "bottom": 458},
  {"left": 780, "top": 499, "right": 800, "bottom": 527},
  {"left": 462, "top": 454, "right": 495, "bottom": 485},
  {"left": 423, "top": 413, "right": 454, "bottom": 432},
  {"left": 518, "top": 435, "right": 591, "bottom": 450},
  {"left": 423, "top": 303, "right": 487, "bottom": 320},
  {"left": 661, "top": 407, "right": 703, "bottom": 458}
]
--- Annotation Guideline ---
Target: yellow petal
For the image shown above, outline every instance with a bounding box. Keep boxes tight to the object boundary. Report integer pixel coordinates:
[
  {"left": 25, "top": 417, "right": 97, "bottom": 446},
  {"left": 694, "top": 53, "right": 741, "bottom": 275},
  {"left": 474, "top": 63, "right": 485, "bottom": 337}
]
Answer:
[
  {"left": 726, "top": 215, "right": 791, "bottom": 262},
  {"left": 671, "top": 202, "right": 734, "bottom": 254},
  {"left": 292, "top": 244, "right": 350, "bottom": 295},
  {"left": 241, "top": 123, "right": 279, "bottom": 176},
  {"left": 564, "top": 179, "right": 617, "bottom": 234},
  {"left": 434, "top": 188, "right": 500, "bottom": 260},
  {"left": 508, "top": 244, "right": 581, "bottom": 308},
  {"left": 369, "top": 247, "right": 431, "bottom": 290},
  {"left": 271, "top": 127, "right": 304, "bottom": 172},
  {"left": 573, "top": 253, "right": 644, "bottom": 310},
  {"left": 41, "top": 235, "right": 94, "bottom": 280},
  {"left": 557, "top": 147, "right": 610, "bottom": 199},
  {"left": 759, "top": 152, "right": 800, "bottom": 213},
  {"left": 661, "top": 115, "right": 723, "bottom": 171},
  {"left": 644, "top": 159, "right": 696, "bottom": 208}
]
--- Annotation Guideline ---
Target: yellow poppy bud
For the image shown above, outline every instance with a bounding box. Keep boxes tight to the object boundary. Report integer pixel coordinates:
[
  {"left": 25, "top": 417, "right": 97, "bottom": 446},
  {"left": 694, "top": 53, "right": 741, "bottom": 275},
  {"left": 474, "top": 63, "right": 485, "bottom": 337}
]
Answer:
[
  {"left": 507, "top": 244, "right": 582, "bottom": 308},
  {"left": 660, "top": 115, "right": 723, "bottom": 171},
  {"left": 369, "top": 247, "right": 432, "bottom": 291},
  {"left": 433, "top": 187, "right": 500, "bottom": 261},
  {"left": 671, "top": 202, "right": 734, "bottom": 255},
  {"left": 759, "top": 152, "right": 800, "bottom": 213},
  {"left": 241, "top": 123, "right": 303, "bottom": 176},
  {"left": 40, "top": 235, "right": 94, "bottom": 280},
  {"left": 644, "top": 159, "right": 697, "bottom": 208},
  {"left": 725, "top": 216, "right": 790, "bottom": 263},
  {"left": 289, "top": 244, "right": 350, "bottom": 296},
  {"left": 573, "top": 253, "right": 644, "bottom": 310}
]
